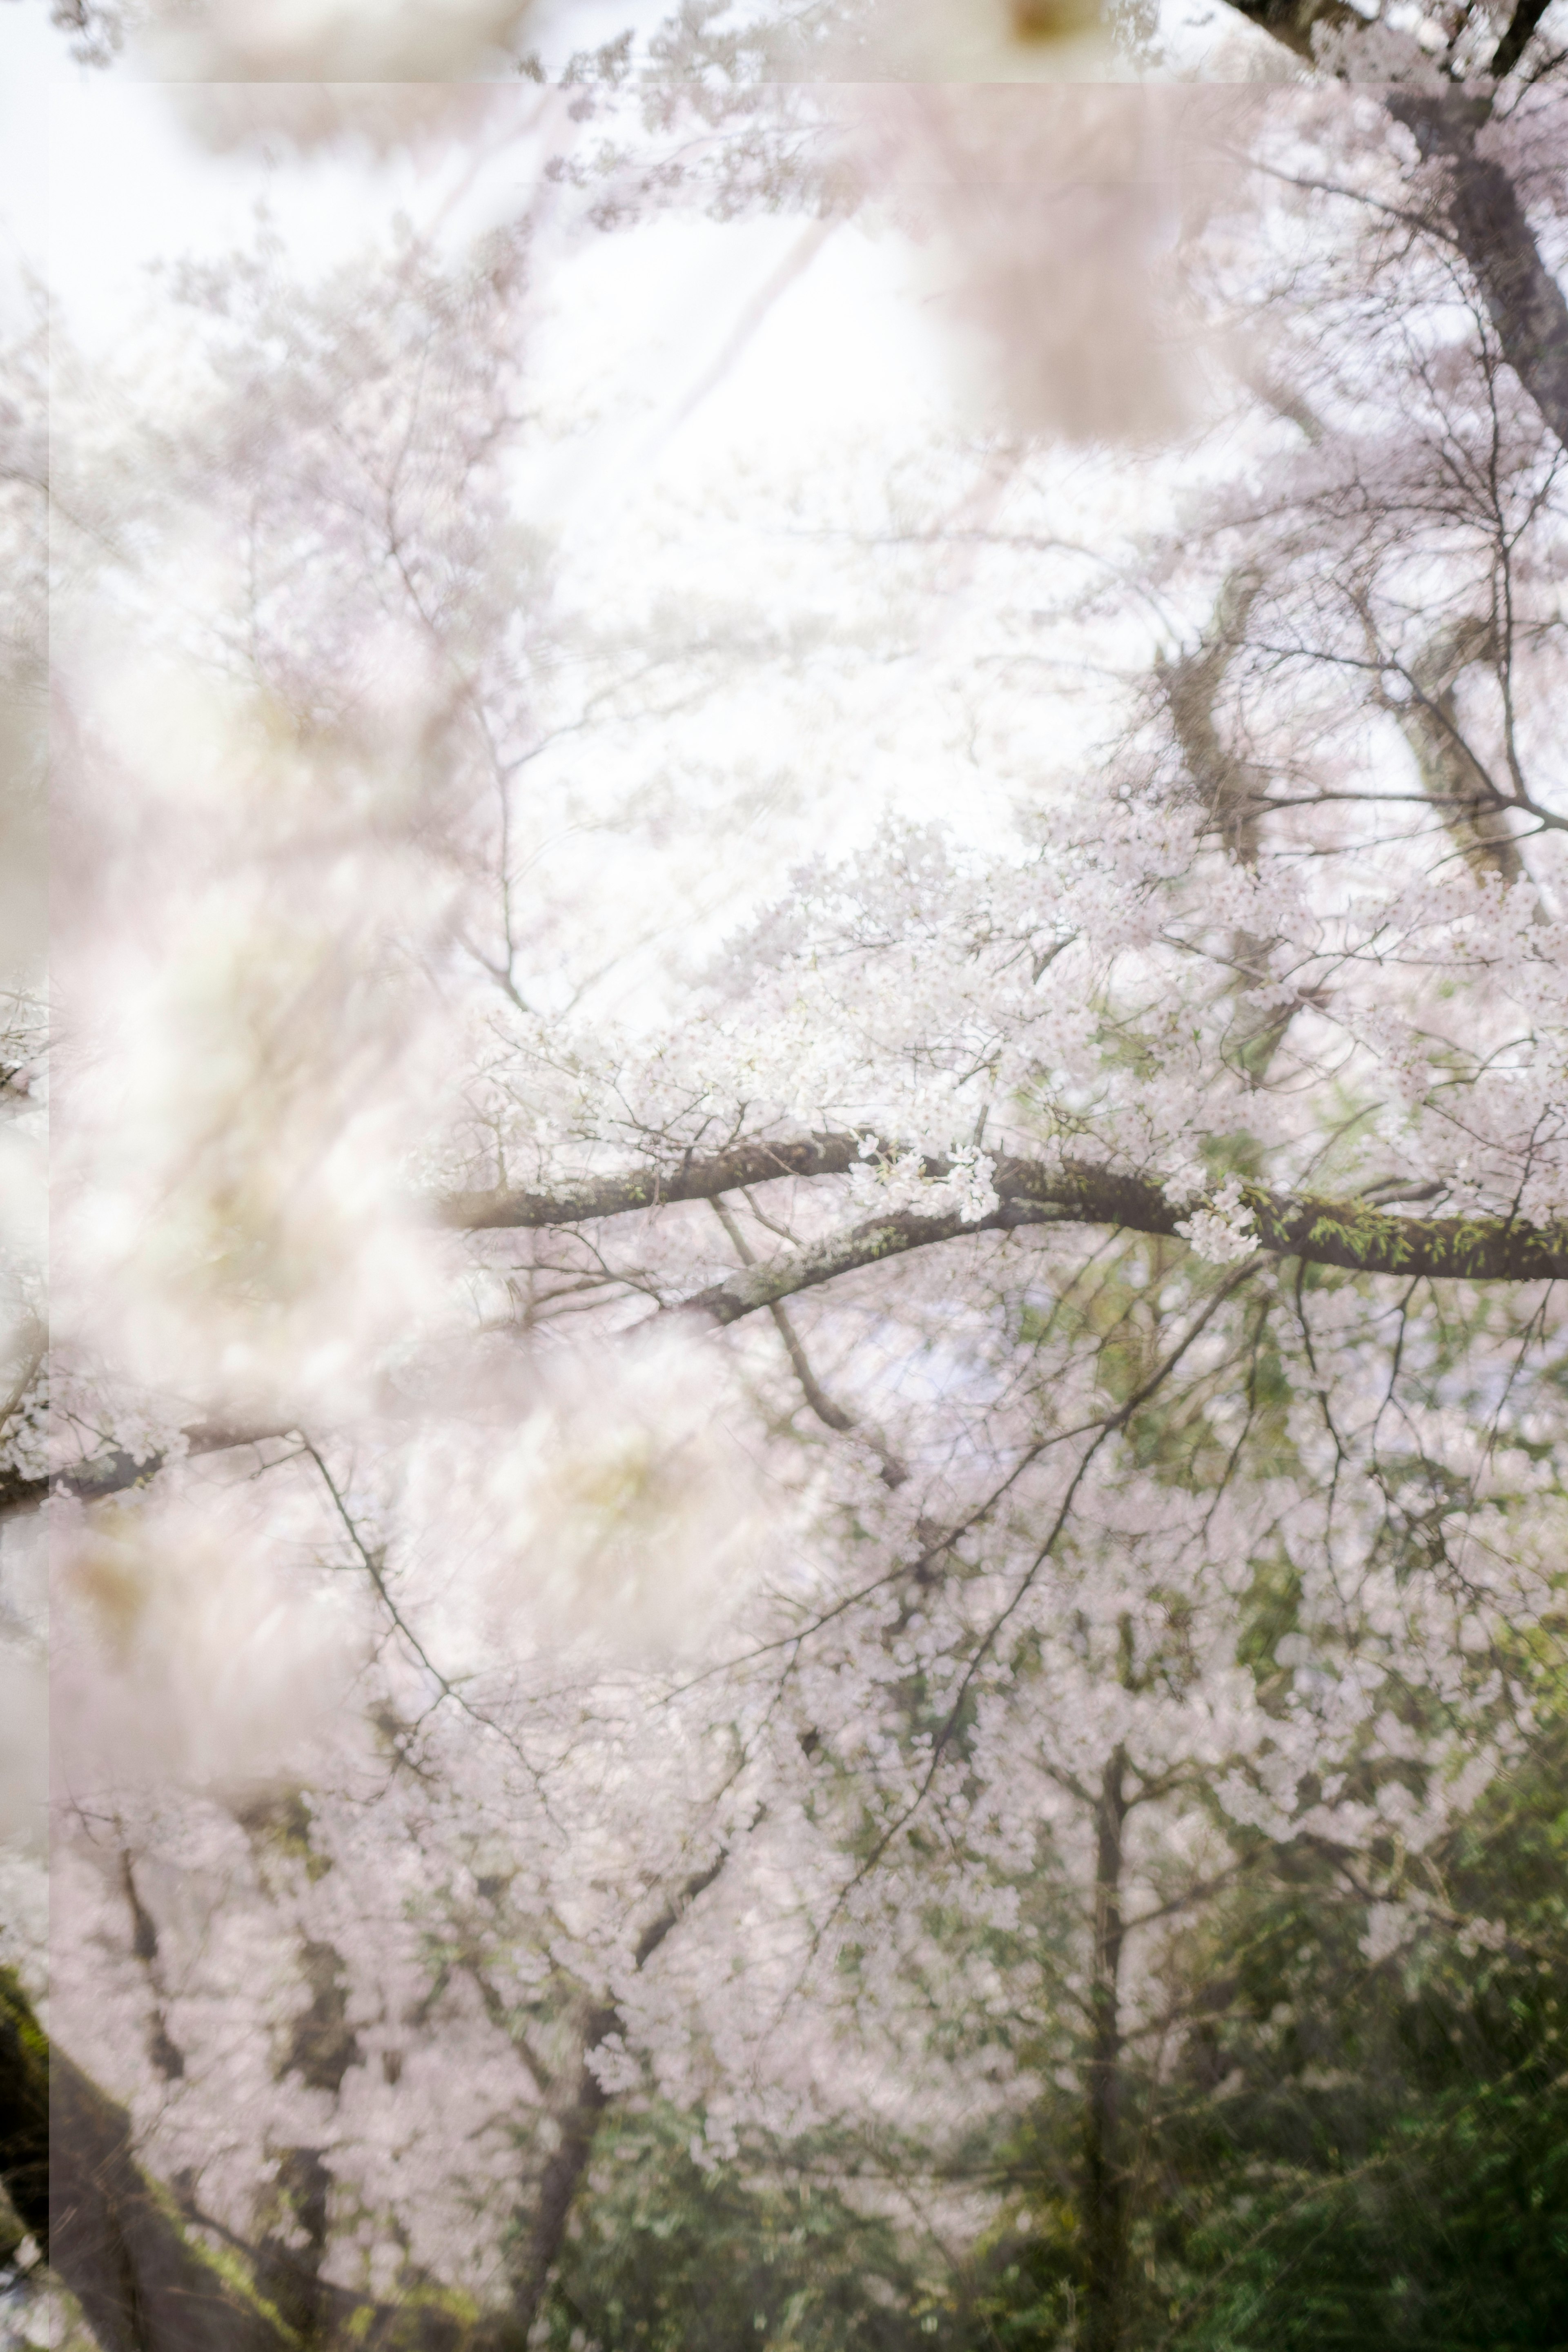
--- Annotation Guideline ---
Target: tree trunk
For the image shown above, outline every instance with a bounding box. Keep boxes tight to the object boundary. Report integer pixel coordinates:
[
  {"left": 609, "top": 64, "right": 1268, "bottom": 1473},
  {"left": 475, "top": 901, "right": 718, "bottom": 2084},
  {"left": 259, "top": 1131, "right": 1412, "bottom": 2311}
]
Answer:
[
  {"left": 499, "top": 1851, "right": 728, "bottom": 2342},
  {"left": 1214, "top": 7, "right": 1568, "bottom": 464},
  {"left": 1394, "top": 619, "right": 1527, "bottom": 889},
  {"left": 503, "top": 2011, "right": 614, "bottom": 2343},
  {"left": 2, "top": 1968, "right": 292, "bottom": 2352},
  {"left": 1082, "top": 1752, "right": 1129, "bottom": 2352},
  {"left": 1387, "top": 91, "right": 1568, "bottom": 463}
]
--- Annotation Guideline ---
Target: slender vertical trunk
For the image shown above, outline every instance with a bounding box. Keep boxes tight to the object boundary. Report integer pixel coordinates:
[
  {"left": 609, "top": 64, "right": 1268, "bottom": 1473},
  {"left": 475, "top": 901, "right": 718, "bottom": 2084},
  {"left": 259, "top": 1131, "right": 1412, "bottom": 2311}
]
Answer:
[
  {"left": 1396, "top": 621, "right": 1527, "bottom": 889},
  {"left": 1082, "top": 1749, "right": 1129, "bottom": 2352},
  {"left": 503, "top": 2005, "right": 613, "bottom": 2343},
  {"left": 502, "top": 1850, "right": 730, "bottom": 2342},
  {"left": 1163, "top": 569, "right": 1309, "bottom": 1081}
]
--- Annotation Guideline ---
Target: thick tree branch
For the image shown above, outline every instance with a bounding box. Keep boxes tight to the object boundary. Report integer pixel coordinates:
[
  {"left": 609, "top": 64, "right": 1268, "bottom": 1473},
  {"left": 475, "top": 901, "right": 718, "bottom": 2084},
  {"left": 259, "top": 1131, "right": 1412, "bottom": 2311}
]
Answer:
[
  {"left": 437, "top": 1134, "right": 863, "bottom": 1231},
  {"left": 682, "top": 1199, "right": 1072, "bottom": 1323},
  {"left": 445, "top": 1146, "right": 1568, "bottom": 1312},
  {"left": 34, "top": 1152, "right": 1568, "bottom": 1521}
]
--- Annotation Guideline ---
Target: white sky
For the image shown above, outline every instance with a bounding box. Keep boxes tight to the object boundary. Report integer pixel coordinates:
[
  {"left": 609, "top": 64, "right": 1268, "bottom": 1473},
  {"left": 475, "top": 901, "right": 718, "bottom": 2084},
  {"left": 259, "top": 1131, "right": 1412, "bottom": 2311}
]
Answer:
[
  {"left": 0, "top": 0, "right": 1239, "bottom": 952},
  {"left": 0, "top": 0, "right": 1250, "bottom": 428},
  {"left": 3, "top": 9, "right": 956, "bottom": 543}
]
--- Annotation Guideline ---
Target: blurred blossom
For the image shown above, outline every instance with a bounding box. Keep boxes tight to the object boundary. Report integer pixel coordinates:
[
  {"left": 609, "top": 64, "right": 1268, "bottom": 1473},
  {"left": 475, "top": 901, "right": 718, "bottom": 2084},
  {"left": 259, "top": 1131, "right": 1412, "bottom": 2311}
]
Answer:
[
  {"left": 804, "top": 0, "right": 1111, "bottom": 77},
  {"left": 54, "top": 1484, "right": 367, "bottom": 1795},
  {"left": 52, "top": 641, "right": 463, "bottom": 1426},
  {"left": 163, "top": 79, "right": 514, "bottom": 156},
  {"left": 0, "top": 700, "right": 45, "bottom": 994},
  {"left": 0, "top": 1648, "right": 46, "bottom": 1844},
  {"left": 405, "top": 1333, "right": 762, "bottom": 1660},
  {"left": 142, "top": 0, "right": 533, "bottom": 82},
  {"left": 848, "top": 86, "right": 1243, "bottom": 443}
]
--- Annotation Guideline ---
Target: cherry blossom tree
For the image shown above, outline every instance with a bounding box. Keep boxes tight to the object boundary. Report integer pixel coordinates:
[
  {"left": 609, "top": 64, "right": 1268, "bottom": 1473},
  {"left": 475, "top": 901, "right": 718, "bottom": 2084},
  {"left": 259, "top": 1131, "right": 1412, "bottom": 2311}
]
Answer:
[{"left": 4, "top": 2, "right": 1568, "bottom": 2348}]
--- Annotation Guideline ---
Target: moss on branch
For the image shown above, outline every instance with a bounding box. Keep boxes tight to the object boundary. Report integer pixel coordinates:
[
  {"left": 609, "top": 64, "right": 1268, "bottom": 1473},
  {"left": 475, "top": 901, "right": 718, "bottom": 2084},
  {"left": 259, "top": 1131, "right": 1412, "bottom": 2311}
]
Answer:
[{"left": 443, "top": 1142, "right": 1568, "bottom": 1312}]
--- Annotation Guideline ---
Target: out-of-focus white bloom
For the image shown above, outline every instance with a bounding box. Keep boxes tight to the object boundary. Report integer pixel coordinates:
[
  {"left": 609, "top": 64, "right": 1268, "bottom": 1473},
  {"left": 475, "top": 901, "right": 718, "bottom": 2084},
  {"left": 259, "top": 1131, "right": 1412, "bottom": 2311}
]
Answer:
[
  {"left": 0, "top": 1651, "right": 46, "bottom": 1849},
  {"left": 1454, "top": 1915, "right": 1510, "bottom": 1958},
  {"left": 54, "top": 1485, "right": 367, "bottom": 1795},
  {"left": 403, "top": 1333, "right": 764, "bottom": 1660},
  {"left": 0, "top": 700, "right": 45, "bottom": 994},
  {"left": 809, "top": 0, "right": 1111, "bottom": 79},
  {"left": 163, "top": 80, "right": 513, "bottom": 157},
  {"left": 143, "top": 0, "right": 531, "bottom": 82},
  {"left": 52, "top": 649, "right": 460, "bottom": 1428},
  {"left": 846, "top": 87, "right": 1237, "bottom": 444},
  {"left": 1361, "top": 1900, "right": 1417, "bottom": 1967}
]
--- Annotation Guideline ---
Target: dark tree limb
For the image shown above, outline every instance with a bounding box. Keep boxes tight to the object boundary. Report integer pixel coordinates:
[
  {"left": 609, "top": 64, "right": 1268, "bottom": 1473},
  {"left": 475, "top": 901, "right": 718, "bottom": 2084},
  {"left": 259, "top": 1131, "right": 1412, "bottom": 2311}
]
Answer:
[
  {"left": 445, "top": 1143, "right": 1568, "bottom": 1311},
  {"left": 21, "top": 1150, "right": 1568, "bottom": 1532},
  {"left": 1214, "top": 2, "right": 1568, "bottom": 464},
  {"left": 1490, "top": 0, "right": 1555, "bottom": 77},
  {"left": 1083, "top": 1750, "right": 1130, "bottom": 2352},
  {"left": 0, "top": 1969, "right": 49, "bottom": 2259},
  {"left": 1218, "top": 0, "right": 1560, "bottom": 74},
  {"left": 1207, "top": 0, "right": 1362, "bottom": 60},
  {"left": 0, "top": 1972, "right": 489, "bottom": 2352},
  {"left": 437, "top": 1134, "right": 864, "bottom": 1232}
]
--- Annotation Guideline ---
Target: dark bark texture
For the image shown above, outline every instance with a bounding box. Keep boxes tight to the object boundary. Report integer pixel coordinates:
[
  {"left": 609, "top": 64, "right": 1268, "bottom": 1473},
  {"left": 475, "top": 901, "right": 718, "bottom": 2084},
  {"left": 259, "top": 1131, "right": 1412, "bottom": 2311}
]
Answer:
[
  {"left": 1388, "top": 90, "right": 1568, "bottom": 466},
  {"left": 499, "top": 1849, "right": 730, "bottom": 2342},
  {"left": 1082, "top": 1755, "right": 1130, "bottom": 2352},
  {"left": 448, "top": 1145, "right": 1568, "bottom": 1308}
]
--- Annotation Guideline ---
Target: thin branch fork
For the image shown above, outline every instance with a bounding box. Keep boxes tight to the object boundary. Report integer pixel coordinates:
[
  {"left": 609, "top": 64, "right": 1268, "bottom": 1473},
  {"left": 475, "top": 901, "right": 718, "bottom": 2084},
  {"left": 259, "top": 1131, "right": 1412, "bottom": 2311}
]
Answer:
[{"left": 710, "top": 1198, "right": 909, "bottom": 1486}]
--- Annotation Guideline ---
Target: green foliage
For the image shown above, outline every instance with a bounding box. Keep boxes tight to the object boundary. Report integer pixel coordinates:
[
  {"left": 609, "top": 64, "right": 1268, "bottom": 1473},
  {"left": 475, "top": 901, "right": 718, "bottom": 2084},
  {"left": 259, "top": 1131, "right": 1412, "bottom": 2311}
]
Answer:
[
  {"left": 845, "top": 1688, "right": 1568, "bottom": 2352},
  {"left": 0, "top": 1965, "right": 49, "bottom": 2253},
  {"left": 543, "top": 2109, "right": 951, "bottom": 2352},
  {"left": 1140, "top": 1708, "right": 1568, "bottom": 2351},
  {"left": 1156, "top": 2006, "right": 1568, "bottom": 2349}
]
